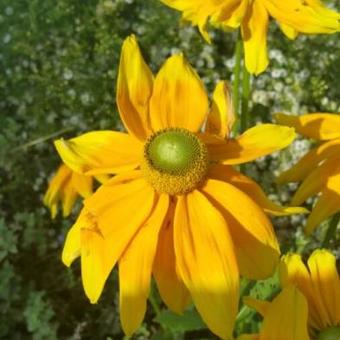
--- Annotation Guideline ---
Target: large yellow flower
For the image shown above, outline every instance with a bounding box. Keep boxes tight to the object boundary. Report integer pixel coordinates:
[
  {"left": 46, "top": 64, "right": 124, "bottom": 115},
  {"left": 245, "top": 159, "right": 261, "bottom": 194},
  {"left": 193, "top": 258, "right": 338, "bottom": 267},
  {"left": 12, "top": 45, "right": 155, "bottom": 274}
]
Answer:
[
  {"left": 240, "top": 249, "right": 340, "bottom": 340},
  {"left": 44, "top": 164, "right": 93, "bottom": 218},
  {"left": 276, "top": 113, "right": 340, "bottom": 235},
  {"left": 55, "top": 35, "right": 303, "bottom": 339},
  {"left": 160, "top": 0, "right": 340, "bottom": 75}
]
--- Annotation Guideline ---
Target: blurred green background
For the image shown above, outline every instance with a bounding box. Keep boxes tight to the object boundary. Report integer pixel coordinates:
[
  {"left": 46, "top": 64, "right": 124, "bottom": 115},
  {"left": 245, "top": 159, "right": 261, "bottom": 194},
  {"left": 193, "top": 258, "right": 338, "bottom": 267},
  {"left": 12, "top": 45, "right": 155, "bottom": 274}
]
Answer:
[{"left": 1, "top": 0, "right": 339, "bottom": 339}]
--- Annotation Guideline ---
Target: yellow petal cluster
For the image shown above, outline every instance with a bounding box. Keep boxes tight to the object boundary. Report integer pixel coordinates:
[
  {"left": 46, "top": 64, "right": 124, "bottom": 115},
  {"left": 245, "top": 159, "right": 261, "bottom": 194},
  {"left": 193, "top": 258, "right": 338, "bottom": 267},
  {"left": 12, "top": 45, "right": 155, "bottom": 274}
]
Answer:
[
  {"left": 160, "top": 0, "right": 340, "bottom": 74},
  {"left": 53, "top": 35, "right": 304, "bottom": 339},
  {"left": 240, "top": 249, "right": 340, "bottom": 340},
  {"left": 276, "top": 113, "right": 340, "bottom": 234},
  {"left": 44, "top": 164, "right": 93, "bottom": 218}
]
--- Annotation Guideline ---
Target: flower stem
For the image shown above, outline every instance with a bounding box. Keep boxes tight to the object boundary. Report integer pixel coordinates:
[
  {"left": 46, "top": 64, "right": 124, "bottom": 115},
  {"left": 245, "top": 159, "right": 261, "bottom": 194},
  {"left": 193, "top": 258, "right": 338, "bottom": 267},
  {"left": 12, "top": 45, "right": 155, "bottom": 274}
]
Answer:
[
  {"left": 232, "top": 31, "right": 243, "bottom": 131},
  {"left": 322, "top": 212, "right": 340, "bottom": 248},
  {"left": 240, "top": 65, "right": 251, "bottom": 133}
]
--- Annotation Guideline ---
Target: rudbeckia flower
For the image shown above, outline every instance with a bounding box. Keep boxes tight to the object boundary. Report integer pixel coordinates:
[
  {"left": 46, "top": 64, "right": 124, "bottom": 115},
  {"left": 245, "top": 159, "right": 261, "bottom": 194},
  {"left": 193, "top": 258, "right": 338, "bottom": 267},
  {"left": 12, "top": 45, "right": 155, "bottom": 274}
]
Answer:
[
  {"left": 55, "top": 35, "right": 303, "bottom": 339},
  {"left": 239, "top": 249, "right": 340, "bottom": 340},
  {"left": 276, "top": 113, "right": 340, "bottom": 235},
  {"left": 160, "top": 0, "right": 340, "bottom": 75},
  {"left": 44, "top": 164, "right": 93, "bottom": 218}
]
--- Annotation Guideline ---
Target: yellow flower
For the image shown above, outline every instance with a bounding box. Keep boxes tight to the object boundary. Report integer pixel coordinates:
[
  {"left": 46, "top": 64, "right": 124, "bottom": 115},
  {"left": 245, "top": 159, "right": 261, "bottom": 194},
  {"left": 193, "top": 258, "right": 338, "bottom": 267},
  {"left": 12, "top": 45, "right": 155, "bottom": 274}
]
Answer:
[
  {"left": 160, "top": 0, "right": 340, "bottom": 75},
  {"left": 276, "top": 113, "right": 340, "bottom": 235},
  {"left": 44, "top": 164, "right": 93, "bottom": 218},
  {"left": 55, "top": 35, "right": 302, "bottom": 339},
  {"left": 240, "top": 249, "right": 340, "bottom": 340}
]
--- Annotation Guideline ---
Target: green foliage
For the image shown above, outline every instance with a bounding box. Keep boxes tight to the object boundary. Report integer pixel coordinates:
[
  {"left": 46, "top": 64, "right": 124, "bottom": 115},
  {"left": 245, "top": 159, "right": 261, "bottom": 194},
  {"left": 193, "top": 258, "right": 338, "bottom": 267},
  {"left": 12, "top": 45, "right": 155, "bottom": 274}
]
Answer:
[{"left": 1, "top": 0, "right": 339, "bottom": 339}]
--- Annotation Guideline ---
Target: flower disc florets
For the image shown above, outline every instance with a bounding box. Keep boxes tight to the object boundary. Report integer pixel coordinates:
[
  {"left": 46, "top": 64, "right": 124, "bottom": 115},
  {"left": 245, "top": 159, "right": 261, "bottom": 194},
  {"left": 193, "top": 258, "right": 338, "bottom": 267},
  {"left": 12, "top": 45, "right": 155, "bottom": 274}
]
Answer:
[{"left": 142, "top": 128, "right": 209, "bottom": 195}]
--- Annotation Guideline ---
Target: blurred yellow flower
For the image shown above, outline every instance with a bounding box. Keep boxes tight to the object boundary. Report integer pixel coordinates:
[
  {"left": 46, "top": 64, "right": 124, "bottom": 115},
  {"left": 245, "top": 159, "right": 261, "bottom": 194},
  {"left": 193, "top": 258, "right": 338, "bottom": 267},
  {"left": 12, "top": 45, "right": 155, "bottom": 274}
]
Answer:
[
  {"left": 44, "top": 164, "right": 93, "bottom": 218},
  {"left": 240, "top": 249, "right": 340, "bottom": 340},
  {"left": 160, "top": 0, "right": 340, "bottom": 75},
  {"left": 276, "top": 113, "right": 340, "bottom": 235},
  {"left": 54, "top": 35, "right": 303, "bottom": 339}
]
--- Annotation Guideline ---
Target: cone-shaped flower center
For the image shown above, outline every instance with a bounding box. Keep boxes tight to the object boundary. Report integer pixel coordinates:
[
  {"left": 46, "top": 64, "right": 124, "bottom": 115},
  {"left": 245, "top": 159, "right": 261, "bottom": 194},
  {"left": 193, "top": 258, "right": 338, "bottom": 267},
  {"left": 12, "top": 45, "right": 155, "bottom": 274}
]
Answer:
[
  {"left": 317, "top": 327, "right": 340, "bottom": 340},
  {"left": 142, "top": 128, "right": 208, "bottom": 195}
]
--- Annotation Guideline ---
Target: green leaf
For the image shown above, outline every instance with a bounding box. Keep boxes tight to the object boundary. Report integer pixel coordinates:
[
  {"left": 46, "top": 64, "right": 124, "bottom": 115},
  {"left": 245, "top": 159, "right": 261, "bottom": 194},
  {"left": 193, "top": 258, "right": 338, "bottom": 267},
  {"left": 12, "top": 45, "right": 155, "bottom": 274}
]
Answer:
[{"left": 155, "top": 309, "right": 206, "bottom": 333}]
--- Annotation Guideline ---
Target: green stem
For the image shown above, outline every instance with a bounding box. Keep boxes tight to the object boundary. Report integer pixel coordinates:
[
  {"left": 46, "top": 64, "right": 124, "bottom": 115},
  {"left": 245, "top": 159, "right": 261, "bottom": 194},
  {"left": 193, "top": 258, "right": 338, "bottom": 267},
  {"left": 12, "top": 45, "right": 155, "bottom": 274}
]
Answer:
[
  {"left": 149, "top": 286, "right": 162, "bottom": 318},
  {"left": 12, "top": 127, "right": 74, "bottom": 152},
  {"left": 322, "top": 212, "right": 340, "bottom": 248},
  {"left": 240, "top": 65, "right": 251, "bottom": 133},
  {"left": 232, "top": 32, "right": 243, "bottom": 132}
]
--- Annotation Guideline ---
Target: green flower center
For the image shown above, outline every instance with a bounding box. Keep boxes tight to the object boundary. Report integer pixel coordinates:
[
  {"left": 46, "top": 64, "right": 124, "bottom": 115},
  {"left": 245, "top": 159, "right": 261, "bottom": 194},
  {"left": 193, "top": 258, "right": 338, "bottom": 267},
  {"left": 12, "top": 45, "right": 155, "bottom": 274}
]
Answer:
[
  {"left": 317, "top": 326, "right": 340, "bottom": 340},
  {"left": 142, "top": 128, "right": 209, "bottom": 195}
]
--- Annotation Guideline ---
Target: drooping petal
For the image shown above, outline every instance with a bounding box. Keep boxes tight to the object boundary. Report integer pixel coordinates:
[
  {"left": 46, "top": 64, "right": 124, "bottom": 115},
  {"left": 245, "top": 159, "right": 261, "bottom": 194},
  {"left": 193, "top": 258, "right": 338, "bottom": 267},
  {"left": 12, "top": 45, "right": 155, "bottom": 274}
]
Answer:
[
  {"left": 211, "top": 0, "right": 248, "bottom": 29},
  {"left": 202, "top": 179, "right": 280, "bottom": 280},
  {"left": 61, "top": 179, "right": 78, "bottom": 217},
  {"left": 119, "top": 194, "right": 169, "bottom": 335},
  {"left": 307, "top": 249, "right": 340, "bottom": 328},
  {"left": 71, "top": 172, "right": 93, "bottom": 198},
  {"left": 260, "top": 286, "right": 310, "bottom": 340},
  {"left": 279, "top": 253, "right": 324, "bottom": 330},
  {"left": 117, "top": 35, "right": 154, "bottom": 141},
  {"left": 79, "top": 178, "right": 155, "bottom": 303},
  {"left": 275, "top": 113, "right": 340, "bottom": 140},
  {"left": 54, "top": 131, "right": 142, "bottom": 175},
  {"left": 153, "top": 203, "right": 190, "bottom": 314},
  {"left": 264, "top": 0, "right": 340, "bottom": 34},
  {"left": 62, "top": 209, "right": 84, "bottom": 266},
  {"left": 207, "top": 124, "right": 295, "bottom": 164},
  {"left": 291, "top": 157, "right": 340, "bottom": 205},
  {"left": 279, "top": 22, "right": 298, "bottom": 39},
  {"left": 44, "top": 164, "right": 72, "bottom": 218},
  {"left": 174, "top": 192, "right": 239, "bottom": 340},
  {"left": 305, "top": 187, "right": 340, "bottom": 235},
  {"left": 206, "top": 80, "right": 235, "bottom": 139},
  {"left": 209, "top": 164, "right": 308, "bottom": 216},
  {"left": 277, "top": 138, "right": 340, "bottom": 184},
  {"left": 149, "top": 54, "right": 209, "bottom": 133},
  {"left": 84, "top": 177, "right": 155, "bottom": 238},
  {"left": 160, "top": 0, "right": 224, "bottom": 41},
  {"left": 241, "top": 0, "right": 269, "bottom": 75}
]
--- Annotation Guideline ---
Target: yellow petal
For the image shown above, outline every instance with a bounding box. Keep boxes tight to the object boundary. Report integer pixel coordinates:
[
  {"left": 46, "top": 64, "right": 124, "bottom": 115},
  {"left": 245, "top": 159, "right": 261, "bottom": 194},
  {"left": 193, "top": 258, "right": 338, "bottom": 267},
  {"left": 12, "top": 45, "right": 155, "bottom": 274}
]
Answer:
[
  {"left": 117, "top": 35, "right": 154, "bottom": 141},
  {"left": 241, "top": 0, "right": 269, "bottom": 75},
  {"left": 291, "top": 157, "right": 340, "bottom": 205},
  {"left": 62, "top": 208, "right": 85, "bottom": 266},
  {"left": 264, "top": 0, "right": 340, "bottom": 34},
  {"left": 149, "top": 54, "right": 209, "bottom": 133},
  {"left": 260, "top": 286, "right": 309, "bottom": 340},
  {"left": 208, "top": 124, "right": 295, "bottom": 164},
  {"left": 307, "top": 249, "right": 340, "bottom": 328},
  {"left": 84, "top": 177, "right": 155, "bottom": 238},
  {"left": 279, "top": 22, "right": 298, "bottom": 39},
  {"left": 275, "top": 113, "right": 340, "bottom": 140},
  {"left": 305, "top": 188, "right": 340, "bottom": 235},
  {"left": 153, "top": 204, "right": 190, "bottom": 314},
  {"left": 277, "top": 138, "right": 340, "bottom": 184},
  {"left": 206, "top": 80, "right": 235, "bottom": 139},
  {"left": 61, "top": 179, "right": 78, "bottom": 217},
  {"left": 71, "top": 172, "right": 93, "bottom": 198},
  {"left": 243, "top": 296, "right": 271, "bottom": 317},
  {"left": 174, "top": 192, "right": 239, "bottom": 340},
  {"left": 237, "top": 335, "right": 260, "bottom": 340},
  {"left": 80, "top": 223, "right": 107, "bottom": 303},
  {"left": 54, "top": 131, "right": 142, "bottom": 175},
  {"left": 209, "top": 164, "right": 308, "bottom": 216},
  {"left": 119, "top": 194, "right": 169, "bottom": 335},
  {"left": 202, "top": 179, "right": 280, "bottom": 280},
  {"left": 44, "top": 164, "right": 72, "bottom": 218},
  {"left": 279, "top": 253, "right": 324, "bottom": 330},
  {"left": 211, "top": 0, "right": 248, "bottom": 29}
]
